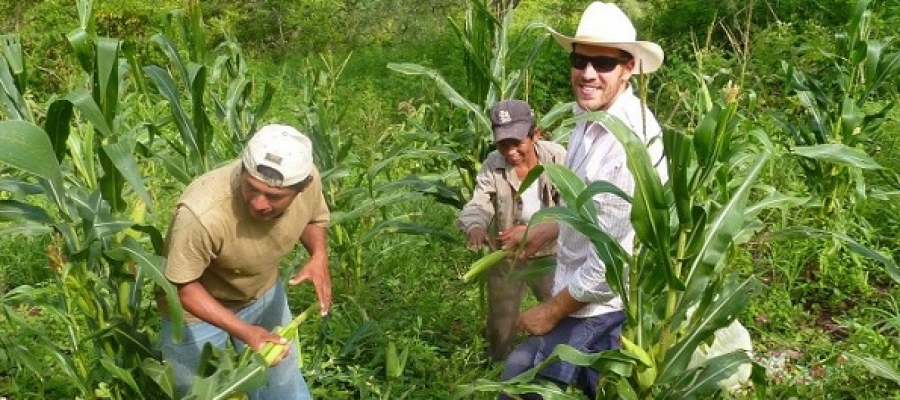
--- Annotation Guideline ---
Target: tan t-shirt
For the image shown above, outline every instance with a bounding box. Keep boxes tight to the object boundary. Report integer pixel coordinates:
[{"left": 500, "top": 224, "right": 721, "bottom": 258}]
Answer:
[{"left": 161, "top": 160, "right": 329, "bottom": 320}]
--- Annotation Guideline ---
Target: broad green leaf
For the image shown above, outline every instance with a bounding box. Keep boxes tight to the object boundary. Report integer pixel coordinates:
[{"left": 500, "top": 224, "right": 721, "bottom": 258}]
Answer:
[
  {"left": 96, "top": 37, "right": 121, "bottom": 123},
  {"left": 845, "top": 353, "right": 900, "bottom": 385},
  {"left": 575, "top": 180, "right": 632, "bottom": 223},
  {"left": 529, "top": 207, "right": 628, "bottom": 273},
  {"left": 581, "top": 111, "right": 669, "bottom": 253},
  {"left": 99, "top": 359, "right": 141, "bottom": 395},
  {"left": 0, "top": 199, "right": 54, "bottom": 224},
  {"left": 535, "top": 164, "right": 587, "bottom": 213},
  {"left": 45, "top": 99, "right": 74, "bottom": 161},
  {"left": 662, "top": 351, "right": 751, "bottom": 399},
  {"left": 103, "top": 140, "right": 154, "bottom": 211},
  {"left": 0, "top": 222, "right": 54, "bottom": 236},
  {"left": 65, "top": 89, "right": 113, "bottom": 137},
  {"left": 108, "top": 237, "right": 184, "bottom": 339},
  {"left": 151, "top": 33, "right": 190, "bottom": 85},
  {"left": 141, "top": 358, "right": 176, "bottom": 399},
  {"left": 0, "top": 176, "right": 44, "bottom": 199},
  {"left": 665, "top": 129, "right": 694, "bottom": 225},
  {"left": 188, "top": 62, "right": 212, "bottom": 162},
  {"left": 66, "top": 27, "right": 93, "bottom": 74},
  {"left": 0, "top": 121, "right": 67, "bottom": 212},
  {"left": 793, "top": 143, "right": 882, "bottom": 169},
  {"left": 509, "top": 345, "right": 637, "bottom": 384},
  {"left": 692, "top": 104, "right": 720, "bottom": 164},
  {"left": 144, "top": 65, "right": 200, "bottom": 155},
  {"left": 0, "top": 35, "right": 30, "bottom": 121},
  {"left": 387, "top": 62, "right": 490, "bottom": 131},
  {"left": 658, "top": 277, "right": 762, "bottom": 384},
  {"left": 680, "top": 150, "right": 770, "bottom": 310}
]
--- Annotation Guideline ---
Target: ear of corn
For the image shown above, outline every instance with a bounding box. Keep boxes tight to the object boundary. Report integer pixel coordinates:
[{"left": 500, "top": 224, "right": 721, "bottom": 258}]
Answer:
[
  {"left": 257, "top": 303, "right": 319, "bottom": 366},
  {"left": 462, "top": 249, "right": 508, "bottom": 282}
]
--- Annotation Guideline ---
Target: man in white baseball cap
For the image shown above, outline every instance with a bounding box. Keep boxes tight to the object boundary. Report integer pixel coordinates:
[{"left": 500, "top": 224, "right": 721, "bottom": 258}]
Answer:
[
  {"left": 500, "top": 2, "right": 668, "bottom": 398},
  {"left": 159, "top": 123, "right": 331, "bottom": 399}
]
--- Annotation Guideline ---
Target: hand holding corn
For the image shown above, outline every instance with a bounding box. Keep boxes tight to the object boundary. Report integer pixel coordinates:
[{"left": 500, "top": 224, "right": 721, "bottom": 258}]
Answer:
[{"left": 256, "top": 303, "right": 318, "bottom": 366}]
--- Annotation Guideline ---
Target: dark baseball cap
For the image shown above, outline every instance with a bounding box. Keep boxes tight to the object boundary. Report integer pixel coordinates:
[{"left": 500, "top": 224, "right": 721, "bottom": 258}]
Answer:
[{"left": 490, "top": 100, "right": 535, "bottom": 143}]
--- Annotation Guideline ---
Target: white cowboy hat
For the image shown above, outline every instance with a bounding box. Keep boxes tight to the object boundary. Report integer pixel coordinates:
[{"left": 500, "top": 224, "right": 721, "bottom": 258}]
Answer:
[{"left": 548, "top": 2, "right": 664, "bottom": 74}]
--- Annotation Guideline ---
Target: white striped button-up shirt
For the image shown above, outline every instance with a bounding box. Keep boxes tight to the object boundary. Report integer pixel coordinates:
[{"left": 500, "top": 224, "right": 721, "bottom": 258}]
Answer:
[{"left": 556, "top": 85, "right": 667, "bottom": 317}]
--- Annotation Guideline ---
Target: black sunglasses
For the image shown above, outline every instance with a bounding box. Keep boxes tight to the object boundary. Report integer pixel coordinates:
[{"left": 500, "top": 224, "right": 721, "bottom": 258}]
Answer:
[{"left": 569, "top": 52, "right": 630, "bottom": 72}]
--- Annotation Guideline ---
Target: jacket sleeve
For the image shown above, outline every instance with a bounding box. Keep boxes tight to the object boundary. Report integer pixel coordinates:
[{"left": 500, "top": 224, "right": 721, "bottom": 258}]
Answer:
[{"left": 456, "top": 158, "right": 497, "bottom": 233}]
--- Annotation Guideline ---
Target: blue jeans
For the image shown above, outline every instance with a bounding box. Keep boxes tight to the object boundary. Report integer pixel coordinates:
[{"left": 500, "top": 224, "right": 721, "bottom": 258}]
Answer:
[
  {"left": 161, "top": 282, "right": 311, "bottom": 400},
  {"left": 500, "top": 311, "right": 626, "bottom": 399}
]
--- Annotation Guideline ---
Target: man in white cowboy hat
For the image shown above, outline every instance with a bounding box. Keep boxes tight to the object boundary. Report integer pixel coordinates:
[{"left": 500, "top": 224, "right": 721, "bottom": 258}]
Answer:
[
  {"left": 499, "top": 2, "right": 667, "bottom": 397},
  {"left": 159, "top": 124, "right": 332, "bottom": 399}
]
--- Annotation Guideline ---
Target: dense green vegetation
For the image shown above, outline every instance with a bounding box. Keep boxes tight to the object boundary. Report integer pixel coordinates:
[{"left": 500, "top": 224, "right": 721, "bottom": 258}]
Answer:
[{"left": 1, "top": 0, "right": 900, "bottom": 398}]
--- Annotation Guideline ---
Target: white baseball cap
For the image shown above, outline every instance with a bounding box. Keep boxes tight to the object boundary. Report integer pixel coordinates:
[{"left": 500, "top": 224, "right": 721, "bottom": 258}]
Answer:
[{"left": 241, "top": 124, "right": 314, "bottom": 187}]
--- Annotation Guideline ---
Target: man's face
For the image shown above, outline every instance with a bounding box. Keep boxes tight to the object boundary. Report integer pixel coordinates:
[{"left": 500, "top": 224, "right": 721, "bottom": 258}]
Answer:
[
  {"left": 240, "top": 172, "right": 300, "bottom": 221},
  {"left": 495, "top": 133, "right": 538, "bottom": 167},
  {"left": 570, "top": 44, "right": 635, "bottom": 111}
]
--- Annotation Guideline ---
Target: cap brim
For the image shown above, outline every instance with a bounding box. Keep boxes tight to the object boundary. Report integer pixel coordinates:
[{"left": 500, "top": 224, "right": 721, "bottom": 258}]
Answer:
[{"left": 493, "top": 121, "right": 532, "bottom": 143}]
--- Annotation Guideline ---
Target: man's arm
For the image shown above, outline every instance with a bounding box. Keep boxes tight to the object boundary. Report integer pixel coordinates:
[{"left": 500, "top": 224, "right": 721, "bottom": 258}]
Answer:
[
  {"left": 517, "top": 287, "right": 584, "bottom": 336},
  {"left": 177, "top": 281, "right": 287, "bottom": 353},
  {"left": 458, "top": 156, "right": 499, "bottom": 250},
  {"left": 289, "top": 224, "right": 332, "bottom": 315},
  {"left": 505, "top": 221, "right": 559, "bottom": 260}
]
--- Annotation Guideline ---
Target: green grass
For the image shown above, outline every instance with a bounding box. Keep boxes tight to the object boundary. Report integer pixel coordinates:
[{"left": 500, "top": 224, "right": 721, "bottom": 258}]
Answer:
[{"left": 2, "top": 0, "right": 900, "bottom": 398}]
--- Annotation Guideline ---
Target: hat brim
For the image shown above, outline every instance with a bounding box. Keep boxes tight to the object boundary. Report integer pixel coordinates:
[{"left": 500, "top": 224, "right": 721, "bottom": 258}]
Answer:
[
  {"left": 493, "top": 120, "right": 533, "bottom": 143},
  {"left": 549, "top": 29, "right": 664, "bottom": 74}
]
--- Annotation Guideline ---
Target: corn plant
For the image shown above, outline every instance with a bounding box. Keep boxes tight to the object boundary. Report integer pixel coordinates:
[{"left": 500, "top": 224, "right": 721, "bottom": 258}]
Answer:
[
  {"left": 387, "top": 0, "right": 554, "bottom": 208},
  {"left": 143, "top": 3, "right": 275, "bottom": 182},
  {"left": 0, "top": 1, "right": 182, "bottom": 398},
  {"left": 773, "top": 0, "right": 899, "bottom": 220}
]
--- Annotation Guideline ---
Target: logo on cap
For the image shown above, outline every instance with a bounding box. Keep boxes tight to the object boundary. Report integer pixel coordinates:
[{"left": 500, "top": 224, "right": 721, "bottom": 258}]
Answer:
[{"left": 498, "top": 110, "right": 512, "bottom": 124}]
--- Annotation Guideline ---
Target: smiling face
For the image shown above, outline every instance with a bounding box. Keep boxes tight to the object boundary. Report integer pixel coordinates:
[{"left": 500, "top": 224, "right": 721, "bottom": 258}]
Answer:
[
  {"left": 495, "top": 130, "right": 540, "bottom": 168},
  {"left": 240, "top": 171, "right": 300, "bottom": 221},
  {"left": 570, "top": 44, "right": 635, "bottom": 112}
]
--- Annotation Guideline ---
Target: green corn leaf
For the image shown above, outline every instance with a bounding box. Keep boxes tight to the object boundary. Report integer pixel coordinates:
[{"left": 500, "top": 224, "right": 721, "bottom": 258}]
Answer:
[
  {"left": 109, "top": 237, "right": 184, "bottom": 339},
  {"left": 661, "top": 351, "right": 751, "bottom": 399},
  {"left": 102, "top": 139, "right": 153, "bottom": 212},
  {"left": 96, "top": 37, "right": 121, "bottom": 124},
  {"left": 387, "top": 62, "right": 490, "bottom": 132},
  {"left": 144, "top": 65, "right": 201, "bottom": 155},
  {"left": 679, "top": 150, "right": 770, "bottom": 310},
  {"left": 0, "top": 121, "right": 67, "bottom": 214},
  {"left": 845, "top": 353, "right": 900, "bottom": 385},
  {"left": 658, "top": 277, "right": 762, "bottom": 384},
  {"left": 792, "top": 143, "right": 883, "bottom": 170},
  {"left": 0, "top": 199, "right": 54, "bottom": 224}
]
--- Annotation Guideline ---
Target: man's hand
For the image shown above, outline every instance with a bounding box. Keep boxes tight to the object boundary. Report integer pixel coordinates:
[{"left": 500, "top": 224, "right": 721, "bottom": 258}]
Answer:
[
  {"left": 289, "top": 255, "right": 332, "bottom": 316},
  {"left": 241, "top": 325, "right": 291, "bottom": 365},
  {"left": 292, "top": 224, "right": 332, "bottom": 316},
  {"left": 466, "top": 227, "right": 488, "bottom": 250},
  {"left": 517, "top": 289, "right": 584, "bottom": 335},
  {"left": 497, "top": 225, "right": 527, "bottom": 250},
  {"left": 505, "top": 222, "right": 559, "bottom": 260},
  {"left": 517, "top": 302, "right": 564, "bottom": 336}
]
